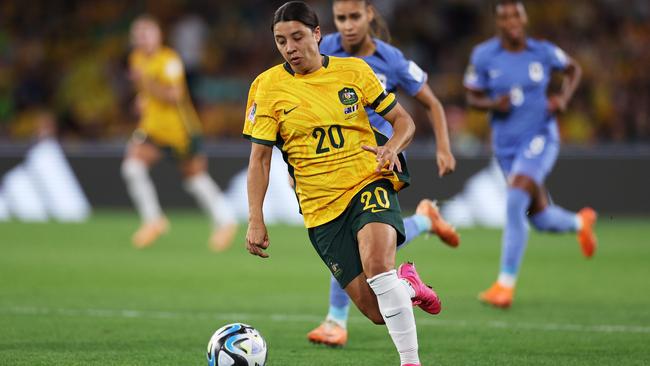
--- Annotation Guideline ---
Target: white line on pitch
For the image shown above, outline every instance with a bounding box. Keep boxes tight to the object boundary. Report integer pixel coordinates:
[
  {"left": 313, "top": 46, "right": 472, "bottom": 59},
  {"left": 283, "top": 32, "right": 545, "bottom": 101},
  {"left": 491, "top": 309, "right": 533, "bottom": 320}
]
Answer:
[{"left": 3, "top": 306, "right": 650, "bottom": 335}]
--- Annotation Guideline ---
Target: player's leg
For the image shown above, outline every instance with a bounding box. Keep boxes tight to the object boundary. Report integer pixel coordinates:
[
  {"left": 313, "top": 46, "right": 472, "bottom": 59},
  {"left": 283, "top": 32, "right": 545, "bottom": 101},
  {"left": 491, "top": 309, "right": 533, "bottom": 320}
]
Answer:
[
  {"left": 528, "top": 186, "right": 598, "bottom": 258},
  {"left": 307, "top": 274, "right": 350, "bottom": 346},
  {"left": 353, "top": 222, "right": 424, "bottom": 366},
  {"left": 309, "top": 199, "right": 457, "bottom": 346},
  {"left": 401, "top": 199, "right": 459, "bottom": 249},
  {"left": 516, "top": 135, "right": 597, "bottom": 257},
  {"left": 478, "top": 150, "right": 532, "bottom": 307},
  {"left": 121, "top": 137, "right": 168, "bottom": 248},
  {"left": 179, "top": 154, "right": 238, "bottom": 251}
]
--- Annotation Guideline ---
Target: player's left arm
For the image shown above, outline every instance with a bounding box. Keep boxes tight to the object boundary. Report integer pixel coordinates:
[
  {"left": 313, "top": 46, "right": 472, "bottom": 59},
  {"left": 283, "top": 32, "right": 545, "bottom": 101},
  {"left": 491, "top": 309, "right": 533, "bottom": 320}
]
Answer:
[
  {"left": 414, "top": 84, "right": 456, "bottom": 177},
  {"left": 548, "top": 54, "right": 582, "bottom": 114},
  {"left": 357, "top": 58, "right": 415, "bottom": 172},
  {"left": 363, "top": 103, "right": 415, "bottom": 173}
]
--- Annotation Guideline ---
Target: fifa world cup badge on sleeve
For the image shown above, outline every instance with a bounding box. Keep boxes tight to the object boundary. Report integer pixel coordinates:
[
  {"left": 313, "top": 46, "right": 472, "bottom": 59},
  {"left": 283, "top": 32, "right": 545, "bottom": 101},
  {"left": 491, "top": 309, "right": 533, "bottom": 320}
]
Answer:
[{"left": 247, "top": 103, "right": 257, "bottom": 124}]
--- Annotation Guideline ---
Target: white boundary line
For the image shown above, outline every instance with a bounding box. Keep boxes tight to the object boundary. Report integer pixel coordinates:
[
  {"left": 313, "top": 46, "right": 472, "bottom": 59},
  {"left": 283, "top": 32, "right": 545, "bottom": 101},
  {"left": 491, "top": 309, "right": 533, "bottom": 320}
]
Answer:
[{"left": 3, "top": 306, "right": 650, "bottom": 335}]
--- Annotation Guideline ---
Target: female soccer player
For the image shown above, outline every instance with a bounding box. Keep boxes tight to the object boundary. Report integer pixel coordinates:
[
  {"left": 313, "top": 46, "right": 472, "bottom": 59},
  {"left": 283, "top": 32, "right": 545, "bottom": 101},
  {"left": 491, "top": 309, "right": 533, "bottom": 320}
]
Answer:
[
  {"left": 463, "top": 0, "right": 597, "bottom": 308},
  {"left": 308, "top": 0, "right": 458, "bottom": 347},
  {"left": 122, "top": 15, "right": 237, "bottom": 251},
  {"left": 245, "top": 2, "right": 438, "bottom": 365}
]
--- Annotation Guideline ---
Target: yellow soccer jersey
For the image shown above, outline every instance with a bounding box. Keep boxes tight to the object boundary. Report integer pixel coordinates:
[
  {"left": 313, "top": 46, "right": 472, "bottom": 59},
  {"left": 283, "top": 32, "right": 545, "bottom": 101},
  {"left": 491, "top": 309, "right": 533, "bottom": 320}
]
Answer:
[
  {"left": 243, "top": 55, "right": 409, "bottom": 228},
  {"left": 129, "top": 47, "right": 201, "bottom": 150}
]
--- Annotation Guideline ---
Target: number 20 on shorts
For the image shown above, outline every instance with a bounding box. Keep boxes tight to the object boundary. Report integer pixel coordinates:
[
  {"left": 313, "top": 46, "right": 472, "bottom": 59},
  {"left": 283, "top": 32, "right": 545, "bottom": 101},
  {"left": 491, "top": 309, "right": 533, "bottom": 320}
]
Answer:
[{"left": 361, "top": 187, "right": 390, "bottom": 213}]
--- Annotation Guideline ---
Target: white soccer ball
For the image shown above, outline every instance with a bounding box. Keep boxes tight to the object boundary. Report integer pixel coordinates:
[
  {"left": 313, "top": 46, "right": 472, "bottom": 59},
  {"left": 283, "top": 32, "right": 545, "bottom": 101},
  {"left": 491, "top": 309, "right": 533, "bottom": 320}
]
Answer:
[{"left": 207, "top": 323, "right": 267, "bottom": 366}]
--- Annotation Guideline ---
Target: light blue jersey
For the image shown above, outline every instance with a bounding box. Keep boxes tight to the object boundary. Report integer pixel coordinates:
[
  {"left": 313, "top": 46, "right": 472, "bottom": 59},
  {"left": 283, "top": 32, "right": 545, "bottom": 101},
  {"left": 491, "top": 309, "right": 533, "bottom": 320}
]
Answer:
[
  {"left": 464, "top": 37, "right": 569, "bottom": 157},
  {"left": 320, "top": 33, "right": 427, "bottom": 138}
]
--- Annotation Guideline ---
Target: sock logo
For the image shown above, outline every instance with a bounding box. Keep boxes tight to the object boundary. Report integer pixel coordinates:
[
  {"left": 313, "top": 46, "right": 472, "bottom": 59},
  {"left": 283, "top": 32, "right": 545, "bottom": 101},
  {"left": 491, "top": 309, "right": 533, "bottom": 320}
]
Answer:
[{"left": 384, "top": 311, "right": 402, "bottom": 319}]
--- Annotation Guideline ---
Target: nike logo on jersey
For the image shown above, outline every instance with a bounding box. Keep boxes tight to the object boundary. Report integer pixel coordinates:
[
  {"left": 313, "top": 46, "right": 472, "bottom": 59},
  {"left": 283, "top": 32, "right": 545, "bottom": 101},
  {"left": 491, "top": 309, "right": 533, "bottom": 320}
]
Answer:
[
  {"left": 370, "top": 208, "right": 388, "bottom": 213},
  {"left": 385, "top": 311, "right": 402, "bottom": 319},
  {"left": 283, "top": 106, "right": 299, "bottom": 115}
]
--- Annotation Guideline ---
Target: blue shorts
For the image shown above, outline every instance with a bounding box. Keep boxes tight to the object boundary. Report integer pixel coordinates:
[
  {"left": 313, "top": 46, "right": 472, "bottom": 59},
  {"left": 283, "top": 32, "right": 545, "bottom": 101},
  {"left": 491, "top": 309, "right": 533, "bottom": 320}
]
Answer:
[{"left": 496, "top": 132, "right": 559, "bottom": 185}]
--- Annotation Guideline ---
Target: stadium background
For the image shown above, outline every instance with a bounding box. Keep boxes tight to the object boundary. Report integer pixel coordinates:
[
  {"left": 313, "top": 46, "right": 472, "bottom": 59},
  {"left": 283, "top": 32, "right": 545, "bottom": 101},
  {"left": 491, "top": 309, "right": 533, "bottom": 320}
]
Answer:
[
  {"left": 2, "top": 0, "right": 649, "bottom": 217},
  {"left": 1, "top": 0, "right": 649, "bottom": 214}
]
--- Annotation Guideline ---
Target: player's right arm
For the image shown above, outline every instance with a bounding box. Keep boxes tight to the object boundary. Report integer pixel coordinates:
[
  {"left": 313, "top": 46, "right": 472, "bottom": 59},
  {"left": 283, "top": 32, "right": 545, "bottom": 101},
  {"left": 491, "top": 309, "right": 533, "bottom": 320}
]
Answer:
[
  {"left": 243, "top": 75, "right": 278, "bottom": 258},
  {"left": 464, "top": 48, "right": 511, "bottom": 113},
  {"left": 246, "top": 142, "right": 272, "bottom": 259}
]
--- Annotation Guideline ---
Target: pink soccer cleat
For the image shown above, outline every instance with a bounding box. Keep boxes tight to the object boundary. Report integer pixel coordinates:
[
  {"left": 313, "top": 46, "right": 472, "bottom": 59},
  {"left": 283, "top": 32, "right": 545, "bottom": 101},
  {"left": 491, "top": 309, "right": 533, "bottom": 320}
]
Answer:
[{"left": 397, "top": 262, "right": 441, "bottom": 315}]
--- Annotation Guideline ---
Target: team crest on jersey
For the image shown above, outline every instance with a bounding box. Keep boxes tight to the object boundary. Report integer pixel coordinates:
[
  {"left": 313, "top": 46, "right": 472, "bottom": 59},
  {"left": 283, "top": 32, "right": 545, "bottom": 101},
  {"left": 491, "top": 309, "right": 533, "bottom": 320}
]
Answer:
[
  {"left": 529, "top": 62, "right": 544, "bottom": 82},
  {"left": 338, "top": 87, "right": 359, "bottom": 105}
]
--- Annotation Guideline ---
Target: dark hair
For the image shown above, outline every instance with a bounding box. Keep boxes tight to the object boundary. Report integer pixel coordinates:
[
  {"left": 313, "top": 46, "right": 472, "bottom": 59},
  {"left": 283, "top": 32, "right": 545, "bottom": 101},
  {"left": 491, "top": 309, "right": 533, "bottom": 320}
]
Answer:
[
  {"left": 333, "top": 0, "right": 391, "bottom": 43},
  {"left": 273, "top": 1, "right": 320, "bottom": 31},
  {"left": 132, "top": 14, "right": 160, "bottom": 27},
  {"left": 495, "top": 0, "right": 524, "bottom": 12}
]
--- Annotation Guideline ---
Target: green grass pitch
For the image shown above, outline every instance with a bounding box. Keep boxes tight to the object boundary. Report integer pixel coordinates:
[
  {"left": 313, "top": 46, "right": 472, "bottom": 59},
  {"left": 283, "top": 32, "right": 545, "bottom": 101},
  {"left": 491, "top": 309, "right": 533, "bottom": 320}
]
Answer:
[{"left": 1, "top": 211, "right": 649, "bottom": 365}]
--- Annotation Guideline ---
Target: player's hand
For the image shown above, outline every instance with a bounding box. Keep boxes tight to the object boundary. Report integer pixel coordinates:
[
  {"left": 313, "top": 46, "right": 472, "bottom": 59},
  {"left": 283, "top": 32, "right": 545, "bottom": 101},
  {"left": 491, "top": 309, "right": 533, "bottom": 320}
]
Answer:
[
  {"left": 436, "top": 149, "right": 456, "bottom": 177},
  {"left": 492, "top": 94, "right": 511, "bottom": 113},
  {"left": 547, "top": 94, "right": 567, "bottom": 114},
  {"left": 362, "top": 145, "right": 402, "bottom": 173},
  {"left": 246, "top": 221, "right": 270, "bottom": 258}
]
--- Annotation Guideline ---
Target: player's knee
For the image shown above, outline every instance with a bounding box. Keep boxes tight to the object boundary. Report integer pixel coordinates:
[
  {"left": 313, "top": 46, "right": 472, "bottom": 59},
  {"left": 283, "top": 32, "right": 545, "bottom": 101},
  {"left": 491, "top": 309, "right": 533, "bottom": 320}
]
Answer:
[
  {"left": 121, "top": 158, "right": 146, "bottom": 181},
  {"left": 506, "top": 188, "right": 531, "bottom": 215},
  {"left": 529, "top": 214, "right": 545, "bottom": 231}
]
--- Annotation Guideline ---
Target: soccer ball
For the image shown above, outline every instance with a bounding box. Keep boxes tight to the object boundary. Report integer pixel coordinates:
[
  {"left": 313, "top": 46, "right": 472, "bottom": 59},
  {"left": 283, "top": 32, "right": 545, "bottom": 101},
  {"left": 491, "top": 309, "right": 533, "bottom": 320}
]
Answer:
[{"left": 207, "top": 323, "right": 267, "bottom": 366}]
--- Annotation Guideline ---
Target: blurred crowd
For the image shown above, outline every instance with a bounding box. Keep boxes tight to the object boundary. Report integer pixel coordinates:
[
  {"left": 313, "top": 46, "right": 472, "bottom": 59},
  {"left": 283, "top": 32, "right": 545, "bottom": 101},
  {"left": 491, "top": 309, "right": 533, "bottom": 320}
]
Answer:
[{"left": 1, "top": 0, "right": 649, "bottom": 150}]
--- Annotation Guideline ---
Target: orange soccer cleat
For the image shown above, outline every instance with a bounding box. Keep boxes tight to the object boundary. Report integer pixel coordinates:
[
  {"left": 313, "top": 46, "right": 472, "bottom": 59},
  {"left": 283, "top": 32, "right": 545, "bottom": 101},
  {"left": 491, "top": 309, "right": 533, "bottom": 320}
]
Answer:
[
  {"left": 209, "top": 223, "right": 239, "bottom": 253},
  {"left": 307, "top": 320, "right": 348, "bottom": 347},
  {"left": 416, "top": 199, "right": 460, "bottom": 247},
  {"left": 132, "top": 217, "right": 169, "bottom": 248},
  {"left": 478, "top": 282, "right": 514, "bottom": 308},
  {"left": 577, "top": 207, "right": 598, "bottom": 258}
]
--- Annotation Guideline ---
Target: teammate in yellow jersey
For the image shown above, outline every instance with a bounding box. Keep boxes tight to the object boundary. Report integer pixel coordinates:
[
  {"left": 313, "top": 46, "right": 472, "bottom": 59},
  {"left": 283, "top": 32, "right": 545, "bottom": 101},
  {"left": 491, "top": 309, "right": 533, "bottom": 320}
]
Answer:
[
  {"left": 122, "top": 15, "right": 237, "bottom": 251},
  {"left": 244, "top": 3, "right": 439, "bottom": 365}
]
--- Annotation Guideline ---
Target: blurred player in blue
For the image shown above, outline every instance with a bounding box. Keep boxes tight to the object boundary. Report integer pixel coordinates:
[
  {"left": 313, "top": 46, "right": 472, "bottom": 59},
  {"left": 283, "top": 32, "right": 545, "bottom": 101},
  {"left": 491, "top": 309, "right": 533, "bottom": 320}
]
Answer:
[
  {"left": 307, "top": 0, "right": 458, "bottom": 346},
  {"left": 464, "top": 0, "right": 598, "bottom": 308}
]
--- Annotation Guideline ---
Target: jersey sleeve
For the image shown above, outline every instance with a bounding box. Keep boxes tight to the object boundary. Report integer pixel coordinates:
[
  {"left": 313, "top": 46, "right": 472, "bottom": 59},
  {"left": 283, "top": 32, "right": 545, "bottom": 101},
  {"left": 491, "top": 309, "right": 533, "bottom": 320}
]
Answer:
[
  {"left": 392, "top": 49, "right": 427, "bottom": 96},
  {"left": 357, "top": 60, "right": 397, "bottom": 117},
  {"left": 543, "top": 41, "right": 570, "bottom": 71},
  {"left": 243, "top": 76, "right": 278, "bottom": 146},
  {"left": 159, "top": 52, "right": 185, "bottom": 85},
  {"left": 463, "top": 47, "right": 489, "bottom": 91}
]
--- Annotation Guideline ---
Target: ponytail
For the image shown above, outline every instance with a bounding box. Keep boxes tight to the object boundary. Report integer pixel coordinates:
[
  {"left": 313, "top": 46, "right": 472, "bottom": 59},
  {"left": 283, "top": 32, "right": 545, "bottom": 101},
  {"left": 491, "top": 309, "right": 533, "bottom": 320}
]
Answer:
[
  {"left": 333, "top": 0, "right": 391, "bottom": 43},
  {"left": 368, "top": 4, "right": 391, "bottom": 43}
]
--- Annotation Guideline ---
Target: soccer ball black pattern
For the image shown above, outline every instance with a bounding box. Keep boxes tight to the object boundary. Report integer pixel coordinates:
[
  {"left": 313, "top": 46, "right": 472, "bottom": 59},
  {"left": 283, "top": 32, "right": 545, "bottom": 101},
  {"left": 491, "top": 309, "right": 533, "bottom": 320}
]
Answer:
[{"left": 207, "top": 323, "right": 267, "bottom": 366}]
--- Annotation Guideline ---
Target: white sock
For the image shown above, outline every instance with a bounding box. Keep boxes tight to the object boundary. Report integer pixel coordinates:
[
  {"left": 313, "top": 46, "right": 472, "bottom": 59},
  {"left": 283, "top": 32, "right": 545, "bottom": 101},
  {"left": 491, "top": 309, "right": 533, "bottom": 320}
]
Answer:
[
  {"left": 121, "top": 158, "right": 163, "bottom": 223},
  {"left": 367, "top": 270, "right": 420, "bottom": 366},
  {"left": 184, "top": 173, "right": 236, "bottom": 227},
  {"left": 497, "top": 272, "right": 517, "bottom": 288}
]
